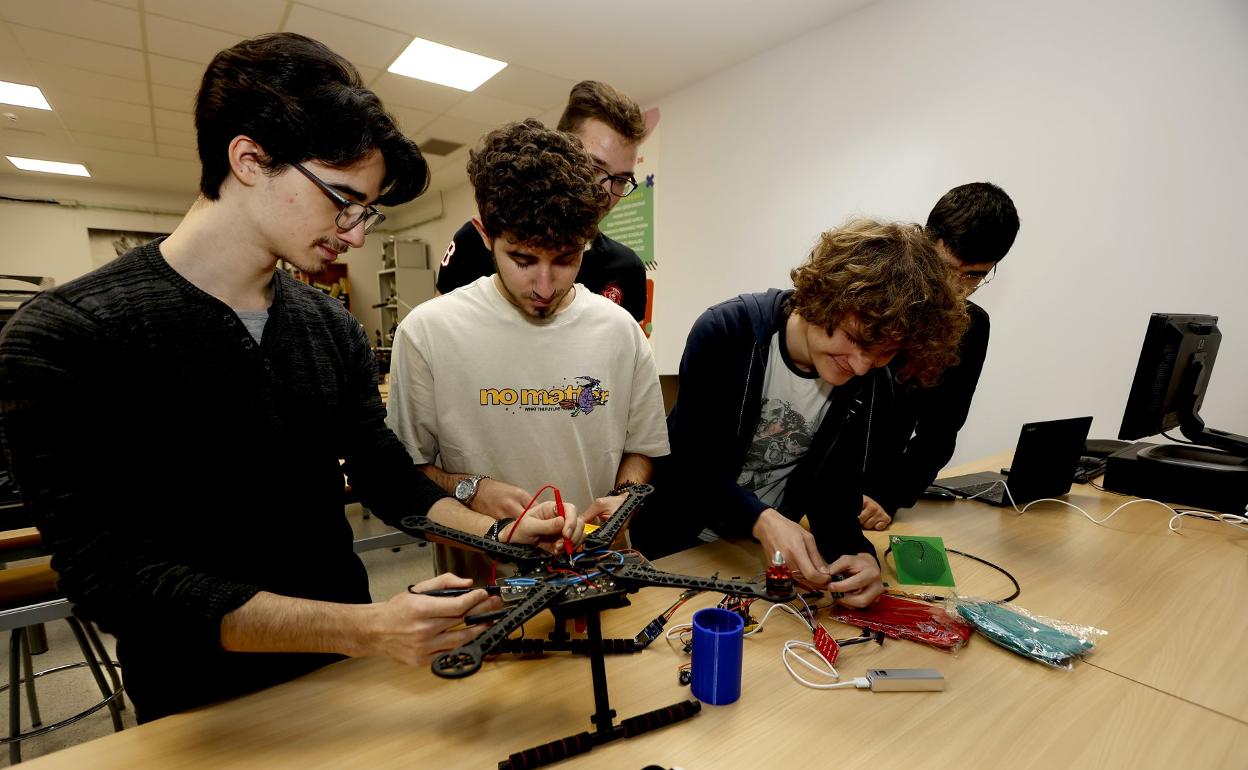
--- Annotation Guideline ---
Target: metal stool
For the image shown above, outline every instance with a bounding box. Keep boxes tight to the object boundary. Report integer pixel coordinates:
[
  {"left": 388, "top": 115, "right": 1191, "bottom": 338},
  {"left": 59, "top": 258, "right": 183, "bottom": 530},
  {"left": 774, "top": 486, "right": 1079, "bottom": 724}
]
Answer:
[{"left": 0, "top": 564, "right": 125, "bottom": 764}]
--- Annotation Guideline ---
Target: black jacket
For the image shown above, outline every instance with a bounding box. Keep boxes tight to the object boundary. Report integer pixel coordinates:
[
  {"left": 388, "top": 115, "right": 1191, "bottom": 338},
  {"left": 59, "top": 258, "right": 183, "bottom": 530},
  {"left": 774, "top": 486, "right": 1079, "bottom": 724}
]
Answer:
[
  {"left": 868, "top": 301, "right": 990, "bottom": 514},
  {"left": 634, "top": 290, "right": 886, "bottom": 562}
]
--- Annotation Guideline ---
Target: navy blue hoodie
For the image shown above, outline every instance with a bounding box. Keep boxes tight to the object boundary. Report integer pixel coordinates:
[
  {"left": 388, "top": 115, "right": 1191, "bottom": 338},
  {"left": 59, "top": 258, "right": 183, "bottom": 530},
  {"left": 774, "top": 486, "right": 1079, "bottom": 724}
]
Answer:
[{"left": 634, "top": 290, "right": 889, "bottom": 563}]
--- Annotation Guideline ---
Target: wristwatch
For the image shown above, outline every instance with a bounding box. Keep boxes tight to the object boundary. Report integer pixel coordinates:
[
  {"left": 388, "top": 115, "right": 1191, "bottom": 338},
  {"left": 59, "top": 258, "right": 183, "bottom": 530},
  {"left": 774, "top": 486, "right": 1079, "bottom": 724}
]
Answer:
[
  {"left": 486, "top": 518, "right": 516, "bottom": 542},
  {"left": 454, "top": 474, "right": 487, "bottom": 505}
]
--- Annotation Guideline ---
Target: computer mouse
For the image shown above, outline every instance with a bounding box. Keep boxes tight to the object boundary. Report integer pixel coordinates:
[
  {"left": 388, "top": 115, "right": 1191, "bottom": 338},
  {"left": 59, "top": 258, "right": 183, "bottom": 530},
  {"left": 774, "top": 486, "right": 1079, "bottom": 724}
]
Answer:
[{"left": 922, "top": 485, "right": 957, "bottom": 500}]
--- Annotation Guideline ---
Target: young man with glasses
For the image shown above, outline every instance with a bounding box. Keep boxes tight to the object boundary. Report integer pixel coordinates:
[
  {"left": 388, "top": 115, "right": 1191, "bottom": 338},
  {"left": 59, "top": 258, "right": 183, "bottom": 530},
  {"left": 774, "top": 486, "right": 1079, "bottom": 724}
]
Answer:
[
  {"left": 386, "top": 120, "right": 669, "bottom": 577},
  {"left": 0, "top": 34, "right": 584, "bottom": 723},
  {"left": 859, "top": 182, "right": 1020, "bottom": 530},
  {"left": 435, "top": 81, "right": 649, "bottom": 322}
]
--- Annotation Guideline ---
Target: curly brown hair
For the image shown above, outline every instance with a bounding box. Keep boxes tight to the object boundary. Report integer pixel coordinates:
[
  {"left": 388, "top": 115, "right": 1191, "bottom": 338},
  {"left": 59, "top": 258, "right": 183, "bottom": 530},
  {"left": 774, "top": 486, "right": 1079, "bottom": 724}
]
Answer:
[
  {"left": 556, "top": 81, "right": 646, "bottom": 143},
  {"left": 789, "top": 219, "right": 968, "bottom": 386},
  {"left": 467, "top": 119, "right": 609, "bottom": 252}
]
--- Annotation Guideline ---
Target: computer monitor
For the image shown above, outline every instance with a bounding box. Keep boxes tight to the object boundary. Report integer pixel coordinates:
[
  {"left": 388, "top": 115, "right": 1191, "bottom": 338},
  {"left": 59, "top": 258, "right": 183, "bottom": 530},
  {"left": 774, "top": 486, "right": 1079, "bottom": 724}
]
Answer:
[{"left": 1118, "top": 313, "right": 1247, "bottom": 457}]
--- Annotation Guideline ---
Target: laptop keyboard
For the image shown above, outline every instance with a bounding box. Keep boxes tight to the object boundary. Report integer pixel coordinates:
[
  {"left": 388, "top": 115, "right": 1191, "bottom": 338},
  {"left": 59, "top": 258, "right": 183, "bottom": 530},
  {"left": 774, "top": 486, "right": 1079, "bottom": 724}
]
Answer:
[{"left": 956, "top": 481, "right": 1006, "bottom": 504}]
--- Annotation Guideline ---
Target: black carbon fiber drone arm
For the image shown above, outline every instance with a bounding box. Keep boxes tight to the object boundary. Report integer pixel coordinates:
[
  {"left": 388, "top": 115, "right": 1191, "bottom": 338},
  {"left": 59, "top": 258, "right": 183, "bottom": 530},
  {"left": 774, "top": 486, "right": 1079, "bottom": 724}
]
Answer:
[
  {"left": 430, "top": 582, "right": 567, "bottom": 679},
  {"left": 604, "top": 562, "right": 795, "bottom": 603},
  {"left": 583, "top": 483, "right": 654, "bottom": 551},
  {"left": 397, "top": 514, "right": 546, "bottom": 567}
]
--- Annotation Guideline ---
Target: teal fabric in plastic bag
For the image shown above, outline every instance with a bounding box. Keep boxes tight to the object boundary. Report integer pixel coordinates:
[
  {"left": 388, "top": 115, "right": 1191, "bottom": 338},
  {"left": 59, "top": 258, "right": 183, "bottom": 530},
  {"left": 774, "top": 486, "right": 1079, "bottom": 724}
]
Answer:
[{"left": 956, "top": 601, "right": 1096, "bottom": 668}]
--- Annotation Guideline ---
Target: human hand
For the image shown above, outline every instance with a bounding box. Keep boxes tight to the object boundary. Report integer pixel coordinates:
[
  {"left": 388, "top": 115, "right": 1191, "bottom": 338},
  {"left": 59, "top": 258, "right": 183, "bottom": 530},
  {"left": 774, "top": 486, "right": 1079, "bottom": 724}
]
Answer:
[
  {"left": 504, "top": 501, "right": 587, "bottom": 551},
  {"left": 470, "top": 478, "right": 534, "bottom": 520},
  {"left": 824, "top": 554, "right": 885, "bottom": 609},
  {"left": 859, "top": 495, "right": 893, "bottom": 531},
  {"left": 582, "top": 494, "right": 626, "bottom": 524},
  {"left": 751, "top": 508, "right": 832, "bottom": 590},
  {"left": 367, "top": 573, "right": 500, "bottom": 666}
]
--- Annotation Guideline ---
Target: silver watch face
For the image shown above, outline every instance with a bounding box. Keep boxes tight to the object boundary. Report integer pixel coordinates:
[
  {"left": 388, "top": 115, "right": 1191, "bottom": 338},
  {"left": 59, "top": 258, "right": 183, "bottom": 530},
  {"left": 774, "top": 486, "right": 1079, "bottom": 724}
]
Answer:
[{"left": 454, "top": 477, "right": 474, "bottom": 502}]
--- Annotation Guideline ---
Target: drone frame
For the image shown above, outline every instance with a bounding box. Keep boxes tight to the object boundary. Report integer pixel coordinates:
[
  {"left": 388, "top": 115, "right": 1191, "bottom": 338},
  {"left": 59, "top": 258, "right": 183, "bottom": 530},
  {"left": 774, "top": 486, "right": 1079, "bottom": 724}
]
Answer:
[{"left": 397, "top": 484, "right": 795, "bottom": 769}]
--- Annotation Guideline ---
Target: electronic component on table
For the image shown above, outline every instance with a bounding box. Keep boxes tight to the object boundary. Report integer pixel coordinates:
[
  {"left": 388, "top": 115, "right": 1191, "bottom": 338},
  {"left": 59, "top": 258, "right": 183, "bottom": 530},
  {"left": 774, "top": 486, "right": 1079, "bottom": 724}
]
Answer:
[
  {"left": 1071, "top": 455, "right": 1108, "bottom": 483},
  {"left": 765, "top": 551, "right": 793, "bottom": 597},
  {"left": 865, "top": 668, "right": 945, "bottom": 692}
]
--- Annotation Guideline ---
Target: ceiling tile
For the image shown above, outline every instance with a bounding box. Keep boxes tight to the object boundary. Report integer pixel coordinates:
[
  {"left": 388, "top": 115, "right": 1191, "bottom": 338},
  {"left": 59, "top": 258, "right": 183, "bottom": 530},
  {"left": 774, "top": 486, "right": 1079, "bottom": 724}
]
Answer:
[
  {"left": 0, "top": 125, "right": 76, "bottom": 151},
  {"left": 0, "top": 105, "right": 65, "bottom": 132},
  {"left": 447, "top": 92, "right": 539, "bottom": 127},
  {"left": 30, "top": 63, "right": 148, "bottom": 107},
  {"left": 474, "top": 66, "right": 575, "bottom": 111},
  {"left": 370, "top": 72, "right": 465, "bottom": 114},
  {"left": 419, "top": 114, "right": 492, "bottom": 148},
  {"left": 10, "top": 26, "right": 146, "bottom": 80},
  {"left": 145, "top": 0, "right": 287, "bottom": 36},
  {"left": 148, "top": 54, "right": 205, "bottom": 90},
  {"left": 157, "top": 144, "right": 197, "bottom": 161},
  {"left": 154, "top": 126, "right": 195, "bottom": 148},
  {"left": 281, "top": 4, "right": 411, "bottom": 70},
  {"left": 144, "top": 16, "right": 243, "bottom": 64},
  {"left": 153, "top": 108, "right": 194, "bottom": 132},
  {"left": 100, "top": 0, "right": 139, "bottom": 8},
  {"left": 0, "top": 0, "right": 141, "bottom": 49},
  {"left": 151, "top": 84, "right": 196, "bottom": 113},
  {"left": 62, "top": 114, "right": 153, "bottom": 142},
  {"left": 72, "top": 131, "right": 156, "bottom": 155},
  {"left": 72, "top": 148, "right": 199, "bottom": 190},
  {"left": 47, "top": 91, "right": 151, "bottom": 126},
  {"left": 387, "top": 105, "right": 437, "bottom": 136},
  {"left": 0, "top": 22, "right": 38, "bottom": 82},
  {"left": 423, "top": 145, "right": 468, "bottom": 173}
]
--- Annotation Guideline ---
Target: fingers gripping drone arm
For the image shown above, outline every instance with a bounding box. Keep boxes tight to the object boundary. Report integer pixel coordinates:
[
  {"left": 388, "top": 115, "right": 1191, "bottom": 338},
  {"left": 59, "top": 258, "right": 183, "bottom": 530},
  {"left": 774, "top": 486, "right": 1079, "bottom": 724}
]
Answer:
[
  {"left": 430, "top": 582, "right": 567, "bottom": 678},
  {"left": 583, "top": 483, "right": 654, "bottom": 551}
]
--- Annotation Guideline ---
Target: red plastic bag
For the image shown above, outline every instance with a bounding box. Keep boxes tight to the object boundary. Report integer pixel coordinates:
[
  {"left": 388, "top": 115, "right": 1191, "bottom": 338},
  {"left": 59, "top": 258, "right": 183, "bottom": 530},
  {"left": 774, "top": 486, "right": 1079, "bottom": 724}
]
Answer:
[{"left": 830, "top": 595, "right": 972, "bottom": 651}]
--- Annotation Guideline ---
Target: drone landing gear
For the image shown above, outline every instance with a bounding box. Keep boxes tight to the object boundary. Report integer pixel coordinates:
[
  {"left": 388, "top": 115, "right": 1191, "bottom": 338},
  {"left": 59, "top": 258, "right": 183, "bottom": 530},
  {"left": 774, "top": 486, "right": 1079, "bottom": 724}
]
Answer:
[
  {"left": 497, "top": 609, "right": 700, "bottom": 770},
  {"left": 494, "top": 611, "right": 640, "bottom": 656}
]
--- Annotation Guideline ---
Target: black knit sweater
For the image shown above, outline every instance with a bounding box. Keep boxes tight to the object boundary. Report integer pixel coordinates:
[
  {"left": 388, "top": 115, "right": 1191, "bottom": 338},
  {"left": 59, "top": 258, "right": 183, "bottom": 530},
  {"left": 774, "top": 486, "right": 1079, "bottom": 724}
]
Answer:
[{"left": 0, "top": 239, "right": 447, "bottom": 720}]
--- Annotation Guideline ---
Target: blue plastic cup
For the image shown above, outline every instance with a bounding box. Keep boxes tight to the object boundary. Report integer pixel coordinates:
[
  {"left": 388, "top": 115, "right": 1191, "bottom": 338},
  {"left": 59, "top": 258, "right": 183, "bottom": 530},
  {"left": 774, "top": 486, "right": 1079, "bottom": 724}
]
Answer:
[{"left": 690, "top": 607, "right": 744, "bottom": 705}]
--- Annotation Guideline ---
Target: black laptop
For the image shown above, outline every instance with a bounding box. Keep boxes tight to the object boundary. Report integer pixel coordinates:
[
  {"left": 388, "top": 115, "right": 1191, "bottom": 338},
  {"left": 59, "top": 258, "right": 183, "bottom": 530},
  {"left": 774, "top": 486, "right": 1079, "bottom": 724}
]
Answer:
[{"left": 933, "top": 416, "right": 1094, "bottom": 506}]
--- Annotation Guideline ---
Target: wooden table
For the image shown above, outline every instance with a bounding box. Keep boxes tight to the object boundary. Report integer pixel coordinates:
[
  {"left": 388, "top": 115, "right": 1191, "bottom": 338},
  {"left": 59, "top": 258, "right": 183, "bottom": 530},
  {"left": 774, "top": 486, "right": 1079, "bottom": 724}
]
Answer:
[{"left": 24, "top": 454, "right": 1248, "bottom": 768}]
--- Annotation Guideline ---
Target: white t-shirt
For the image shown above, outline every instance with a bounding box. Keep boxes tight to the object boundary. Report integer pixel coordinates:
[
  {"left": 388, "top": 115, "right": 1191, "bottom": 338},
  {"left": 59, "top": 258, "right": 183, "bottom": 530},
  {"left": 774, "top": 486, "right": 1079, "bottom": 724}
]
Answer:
[
  {"left": 386, "top": 275, "right": 670, "bottom": 510},
  {"left": 736, "top": 330, "right": 834, "bottom": 509}
]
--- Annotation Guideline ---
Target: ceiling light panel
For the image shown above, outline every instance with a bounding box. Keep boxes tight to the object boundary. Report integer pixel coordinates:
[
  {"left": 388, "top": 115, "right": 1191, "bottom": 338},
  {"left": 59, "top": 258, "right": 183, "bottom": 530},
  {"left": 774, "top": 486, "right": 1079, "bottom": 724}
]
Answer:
[
  {"left": 6, "top": 156, "right": 91, "bottom": 176},
  {"left": 0, "top": 80, "right": 51, "bottom": 110},
  {"left": 388, "top": 38, "right": 506, "bottom": 92}
]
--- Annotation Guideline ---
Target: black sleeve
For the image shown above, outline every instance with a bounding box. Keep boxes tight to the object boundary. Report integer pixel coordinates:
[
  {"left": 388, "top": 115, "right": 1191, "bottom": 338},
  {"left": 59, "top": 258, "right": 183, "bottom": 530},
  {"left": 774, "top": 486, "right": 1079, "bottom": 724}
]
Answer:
[
  {"left": 434, "top": 221, "right": 494, "bottom": 295},
  {"left": 337, "top": 314, "right": 449, "bottom": 524},
  {"left": 666, "top": 310, "right": 772, "bottom": 535},
  {"left": 620, "top": 256, "right": 648, "bottom": 323},
  {"left": 0, "top": 295, "right": 260, "bottom": 638},
  {"left": 871, "top": 306, "right": 990, "bottom": 514}
]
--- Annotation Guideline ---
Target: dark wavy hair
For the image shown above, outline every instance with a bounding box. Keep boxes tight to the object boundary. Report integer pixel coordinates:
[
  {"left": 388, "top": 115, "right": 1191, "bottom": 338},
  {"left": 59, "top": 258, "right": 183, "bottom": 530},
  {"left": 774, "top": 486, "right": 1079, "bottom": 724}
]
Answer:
[
  {"left": 467, "top": 119, "right": 608, "bottom": 251},
  {"left": 789, "top": 219, "right": 968, "bottom": 386},
  {"left": 195, "top": 33, "right": 427, "bottom": 206},
  {"left": 926, "top": 182, "right": 1019, "bottom": 264},
  {"left": 556, "top": 80, "right": 646, "bottom": 143}
]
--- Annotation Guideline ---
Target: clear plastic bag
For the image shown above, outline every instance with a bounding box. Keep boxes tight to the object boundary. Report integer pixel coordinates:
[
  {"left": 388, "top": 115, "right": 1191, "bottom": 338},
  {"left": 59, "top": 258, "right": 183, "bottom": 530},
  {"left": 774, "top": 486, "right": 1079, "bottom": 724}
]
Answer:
[
  {"left": 829, "top": 595, "right": 973, "bottom": 651},
  {"left": 953, "top": 598, "right": 1107, "bottom": 670}
]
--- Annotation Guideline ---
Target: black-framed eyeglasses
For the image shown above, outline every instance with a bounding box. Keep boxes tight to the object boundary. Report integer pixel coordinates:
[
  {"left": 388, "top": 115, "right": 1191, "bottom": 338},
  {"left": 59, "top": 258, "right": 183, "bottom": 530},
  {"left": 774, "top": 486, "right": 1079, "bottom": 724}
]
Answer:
[
  {"left": 959, "top": 264, "right": 997, "bottom": 292},
  {"left": 292, "top": 162, "right": 386, "bottom": 234},
  {"left": 593, "top": 166, "right": 638, "bottom": 198}
]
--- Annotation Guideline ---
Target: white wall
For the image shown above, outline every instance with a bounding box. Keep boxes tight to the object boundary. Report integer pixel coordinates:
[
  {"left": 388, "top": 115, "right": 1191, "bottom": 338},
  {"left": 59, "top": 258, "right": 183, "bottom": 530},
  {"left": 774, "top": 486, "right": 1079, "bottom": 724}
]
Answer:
[
  {"left": 0, "top": 178, "right": 190, "bottom": 286},
  {"left": 0, "top": 177, "right": 387, "bottom": 342},
  {"left": 651, "top": 0, "right": 1248, "bottom": 465}
]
